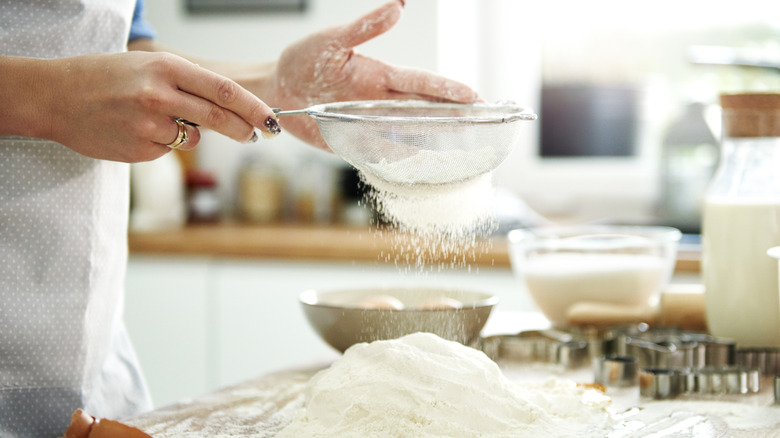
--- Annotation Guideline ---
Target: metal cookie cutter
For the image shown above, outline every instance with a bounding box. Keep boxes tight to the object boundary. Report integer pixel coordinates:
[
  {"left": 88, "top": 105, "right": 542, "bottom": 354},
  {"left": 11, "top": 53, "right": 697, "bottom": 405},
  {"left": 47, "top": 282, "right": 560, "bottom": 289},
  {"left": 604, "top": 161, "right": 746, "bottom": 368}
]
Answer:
[
  {"left": 736, "top": 347, "right": 780, "bottom": 376},
  {"left": 700, "top": 338, "right": 737, "bottom": 368},
  {"left": 638, "top": 366, "right": 760, "bottom": 399},
  {"left": 624, "top": 332, "right": 736, "bottom": 370},
  {"left": 673, "top": 333, "right": 737, "bottom": 369},
  {"left": 594, "top": 356, "right": 638, "bottom": 388},
  {"left": 774, "top": 376, "right": 780, "bottom": 404},
  {"left": 691, "top": 366, "right": 761, "bottom": 395},
  {"left": 480, "top": 330, "right": 590, "bottom": 368},
  {"left": 639, "top": 368, "right": 687, "bottom": 399},
  {"left": 596, "top": 324, "right": 650, "bottom": 358},
  {"left": 624, "top": 337, "right": 694, "bottom": 369}
]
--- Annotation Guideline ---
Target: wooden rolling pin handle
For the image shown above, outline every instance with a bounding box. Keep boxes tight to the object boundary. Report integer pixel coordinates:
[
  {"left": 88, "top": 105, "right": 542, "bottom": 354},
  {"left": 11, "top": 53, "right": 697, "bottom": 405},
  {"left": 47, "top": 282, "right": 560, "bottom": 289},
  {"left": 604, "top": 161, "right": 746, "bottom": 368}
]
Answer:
[
  {"left": 657, "top": 284, "right": 707, "bottom": 331},
  {"left": 565, "top": 284, "right": 707, "bottom": 331}
]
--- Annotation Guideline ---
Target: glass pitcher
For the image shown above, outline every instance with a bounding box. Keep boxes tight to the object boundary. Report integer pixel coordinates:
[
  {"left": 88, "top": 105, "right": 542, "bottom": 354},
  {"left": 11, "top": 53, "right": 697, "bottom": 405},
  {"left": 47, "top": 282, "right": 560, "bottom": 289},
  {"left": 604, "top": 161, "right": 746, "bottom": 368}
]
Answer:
[{"left": 702, "top": 93, "right": 780, "bottom": 347}]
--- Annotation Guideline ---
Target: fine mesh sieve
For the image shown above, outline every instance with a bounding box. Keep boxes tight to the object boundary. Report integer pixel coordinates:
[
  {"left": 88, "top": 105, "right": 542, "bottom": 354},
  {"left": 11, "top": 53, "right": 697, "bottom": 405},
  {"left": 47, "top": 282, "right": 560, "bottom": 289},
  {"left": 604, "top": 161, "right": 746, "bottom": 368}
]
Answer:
[{"left": 273, "top": 100, "right": 537, "bottom": 185}]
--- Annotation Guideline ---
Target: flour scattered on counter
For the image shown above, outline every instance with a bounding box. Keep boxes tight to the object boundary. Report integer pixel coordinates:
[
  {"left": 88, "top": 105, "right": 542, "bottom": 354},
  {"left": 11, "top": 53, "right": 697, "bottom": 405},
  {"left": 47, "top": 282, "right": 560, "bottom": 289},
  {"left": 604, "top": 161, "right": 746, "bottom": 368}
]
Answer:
[
  {"left": 275, "top": 333, "right": 614, "bottom": 438},
  {"left": 620, "top": 399, "right": 780, "bottom": 434}
]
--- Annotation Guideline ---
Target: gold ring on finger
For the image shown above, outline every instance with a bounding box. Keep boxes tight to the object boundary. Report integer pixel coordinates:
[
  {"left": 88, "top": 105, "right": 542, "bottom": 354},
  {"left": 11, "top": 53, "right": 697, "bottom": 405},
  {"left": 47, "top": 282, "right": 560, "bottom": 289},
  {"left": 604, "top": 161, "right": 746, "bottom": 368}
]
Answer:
[{"left": 167, "top": 117, "right": 189, "bottom": 149}]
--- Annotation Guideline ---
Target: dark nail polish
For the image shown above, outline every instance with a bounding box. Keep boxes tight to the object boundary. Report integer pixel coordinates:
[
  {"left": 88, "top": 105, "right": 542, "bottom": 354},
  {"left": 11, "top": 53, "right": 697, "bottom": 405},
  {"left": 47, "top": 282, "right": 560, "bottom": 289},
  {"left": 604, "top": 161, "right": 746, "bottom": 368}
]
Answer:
[
  {"left": 248, "top": 131, "right": 258, "bottom": 143},
  {"left": 264, "top": 116, "right": 281, "bottom": 135}
]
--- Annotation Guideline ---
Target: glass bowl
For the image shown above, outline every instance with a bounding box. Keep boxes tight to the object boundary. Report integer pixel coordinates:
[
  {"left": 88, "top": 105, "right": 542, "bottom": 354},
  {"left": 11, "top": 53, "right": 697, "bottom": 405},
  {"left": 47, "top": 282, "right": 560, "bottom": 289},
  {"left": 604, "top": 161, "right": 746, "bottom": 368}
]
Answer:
[{"left": 507, "top": 225, "right": 681, "bottom": 327}]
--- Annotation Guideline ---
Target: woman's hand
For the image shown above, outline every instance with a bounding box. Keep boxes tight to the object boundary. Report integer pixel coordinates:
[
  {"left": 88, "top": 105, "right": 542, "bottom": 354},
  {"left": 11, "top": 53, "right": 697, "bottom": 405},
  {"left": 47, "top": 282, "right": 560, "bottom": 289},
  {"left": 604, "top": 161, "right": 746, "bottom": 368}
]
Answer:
[
  {"left": 256, "top": 0, "right": 478, "bottom": 150},
  {"left": 0, "top": 52, "right": 280, "bottom": 162}
]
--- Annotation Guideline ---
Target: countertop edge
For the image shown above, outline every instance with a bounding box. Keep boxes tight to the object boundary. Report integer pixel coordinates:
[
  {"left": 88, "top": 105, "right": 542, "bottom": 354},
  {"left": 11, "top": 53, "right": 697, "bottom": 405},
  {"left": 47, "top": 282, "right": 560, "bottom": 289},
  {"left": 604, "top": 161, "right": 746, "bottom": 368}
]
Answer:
[{"left": 128, "top": 223, "right": 701, "bottom": 272}]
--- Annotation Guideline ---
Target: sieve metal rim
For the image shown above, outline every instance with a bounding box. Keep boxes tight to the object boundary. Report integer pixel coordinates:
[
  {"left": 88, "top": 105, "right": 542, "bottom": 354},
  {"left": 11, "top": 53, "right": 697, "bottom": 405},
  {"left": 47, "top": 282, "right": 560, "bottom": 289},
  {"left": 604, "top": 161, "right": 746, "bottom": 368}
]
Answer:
[{"left": 292, "top": 100, "right": 537, "bottom": 124}]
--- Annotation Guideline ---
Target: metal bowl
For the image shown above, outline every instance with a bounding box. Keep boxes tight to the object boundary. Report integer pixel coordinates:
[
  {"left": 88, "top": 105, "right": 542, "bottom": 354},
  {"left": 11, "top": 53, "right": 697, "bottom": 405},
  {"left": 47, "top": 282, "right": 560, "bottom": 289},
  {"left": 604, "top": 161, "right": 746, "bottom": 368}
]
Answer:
[{"left": 300, "top": 287, "right": 498, "bottom": 352}]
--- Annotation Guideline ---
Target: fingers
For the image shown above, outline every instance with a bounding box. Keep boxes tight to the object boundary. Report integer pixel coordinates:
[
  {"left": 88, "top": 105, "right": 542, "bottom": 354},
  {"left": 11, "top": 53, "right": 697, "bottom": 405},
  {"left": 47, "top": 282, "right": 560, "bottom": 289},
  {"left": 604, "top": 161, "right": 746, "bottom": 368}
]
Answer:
[
  {"left": 170, "top": 61, "right": 278, "bottom": 143},
  {"left": 157, "top": 118, "right": 201, "bottom": 151},
  {"left": 385, "top": 65, "right": 479, "bottom": 103},
  {"left": 334, "top": 0, "right": 404, "bottom": 49}
]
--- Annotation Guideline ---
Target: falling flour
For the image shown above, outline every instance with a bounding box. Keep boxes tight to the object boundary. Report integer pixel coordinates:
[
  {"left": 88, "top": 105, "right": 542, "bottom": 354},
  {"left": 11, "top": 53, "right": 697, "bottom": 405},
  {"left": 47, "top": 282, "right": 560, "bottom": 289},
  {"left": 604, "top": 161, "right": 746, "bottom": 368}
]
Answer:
[
  {"left": 361, "top": 170, "right": 497, "bottom": 269},
  {"left": 276, "top": 333, "right": 614, "bottom": 438}
]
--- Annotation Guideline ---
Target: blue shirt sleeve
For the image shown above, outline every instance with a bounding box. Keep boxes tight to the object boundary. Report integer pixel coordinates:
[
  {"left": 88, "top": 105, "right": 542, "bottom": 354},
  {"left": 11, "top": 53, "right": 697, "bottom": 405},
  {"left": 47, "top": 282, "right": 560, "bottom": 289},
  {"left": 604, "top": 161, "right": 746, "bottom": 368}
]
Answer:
[{"left": 128, "top": 0, "right": 156, "bottom": 42}]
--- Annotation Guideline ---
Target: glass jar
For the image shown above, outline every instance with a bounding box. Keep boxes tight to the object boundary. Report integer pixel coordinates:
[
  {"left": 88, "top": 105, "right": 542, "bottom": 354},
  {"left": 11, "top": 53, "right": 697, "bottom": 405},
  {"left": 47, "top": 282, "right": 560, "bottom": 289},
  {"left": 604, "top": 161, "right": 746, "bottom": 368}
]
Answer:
[
  {"left": 238, "top": 156, "right": 284, "bottom": 223},
  {"left": 186, "top": 169, "right": 221, "bottom": 223},
  {"left": 702, "top": 93, "right": 780, "bottom": 347}
]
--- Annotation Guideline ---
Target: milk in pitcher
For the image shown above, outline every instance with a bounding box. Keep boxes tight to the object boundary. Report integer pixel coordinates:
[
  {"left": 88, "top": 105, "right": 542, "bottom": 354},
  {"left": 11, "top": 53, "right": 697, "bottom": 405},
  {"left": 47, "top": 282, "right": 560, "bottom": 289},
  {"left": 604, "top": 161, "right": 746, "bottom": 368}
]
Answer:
[{"left": 702, "top": 197, "right": 780, "bottom": 347}]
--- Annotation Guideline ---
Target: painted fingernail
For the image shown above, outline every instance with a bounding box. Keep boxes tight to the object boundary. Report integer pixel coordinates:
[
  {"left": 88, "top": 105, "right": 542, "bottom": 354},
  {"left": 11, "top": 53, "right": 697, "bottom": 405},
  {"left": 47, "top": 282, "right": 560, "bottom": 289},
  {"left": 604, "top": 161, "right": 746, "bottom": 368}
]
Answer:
[
  {"left": 248, "top": 131, "right": 258, "bottom": 143},
  {"left": 260, "top": 116, "right": 282, "bottom": 138},
  {"left": 263, "top": 115, "right": 281, "bottom": 138}
]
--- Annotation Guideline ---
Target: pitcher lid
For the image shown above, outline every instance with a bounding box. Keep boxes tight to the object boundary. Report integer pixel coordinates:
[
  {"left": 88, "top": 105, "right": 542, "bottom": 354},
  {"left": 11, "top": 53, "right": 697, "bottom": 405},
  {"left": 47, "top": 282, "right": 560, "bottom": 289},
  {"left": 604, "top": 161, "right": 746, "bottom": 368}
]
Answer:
[{"left": 720, "top": 93, "right": 780, "bottom": 137}]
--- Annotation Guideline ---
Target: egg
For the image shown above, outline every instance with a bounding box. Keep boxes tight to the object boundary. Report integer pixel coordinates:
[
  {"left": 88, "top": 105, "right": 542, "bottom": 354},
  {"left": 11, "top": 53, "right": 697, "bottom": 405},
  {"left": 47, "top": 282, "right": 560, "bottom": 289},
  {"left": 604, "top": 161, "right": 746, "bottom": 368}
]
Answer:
[
  {"left": 356, "top": 294, "right": 405, "bottom": 310},
  {"left": 418, "top": 297, "right": 463, "bottom": 310}
]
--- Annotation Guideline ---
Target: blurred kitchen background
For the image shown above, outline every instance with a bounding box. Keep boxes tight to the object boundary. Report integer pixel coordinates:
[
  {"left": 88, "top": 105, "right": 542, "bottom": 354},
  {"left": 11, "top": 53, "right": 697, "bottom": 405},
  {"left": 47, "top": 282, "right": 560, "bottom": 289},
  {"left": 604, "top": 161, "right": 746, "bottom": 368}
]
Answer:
[
  {"left": 138, "top": 0, "right": 780, "bottom": 233},
  {"left": 126, "top": 0, "right": 780, "bottom": 408}
]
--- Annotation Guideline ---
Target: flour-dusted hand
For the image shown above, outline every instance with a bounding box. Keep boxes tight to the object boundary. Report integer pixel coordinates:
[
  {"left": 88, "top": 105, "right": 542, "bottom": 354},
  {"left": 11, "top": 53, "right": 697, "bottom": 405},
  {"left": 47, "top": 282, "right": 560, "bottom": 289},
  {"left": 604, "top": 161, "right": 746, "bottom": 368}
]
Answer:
[
  {"left": 0, "top": 51, "right": 279, "bottom": 162},
  {"left": 258, "top": 0, "right": 479, "bottom": 149}
]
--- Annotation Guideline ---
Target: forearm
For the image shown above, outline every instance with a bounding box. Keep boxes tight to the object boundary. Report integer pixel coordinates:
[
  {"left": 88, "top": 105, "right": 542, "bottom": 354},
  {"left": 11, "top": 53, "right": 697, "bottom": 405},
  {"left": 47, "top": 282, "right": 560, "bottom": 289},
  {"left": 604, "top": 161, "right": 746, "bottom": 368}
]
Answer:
[
  {"left": 127, "top": 39, "right": 278, "bottom": 104},
  {"left": 0, "top": 56, "right": 57, "bottom": 139}
]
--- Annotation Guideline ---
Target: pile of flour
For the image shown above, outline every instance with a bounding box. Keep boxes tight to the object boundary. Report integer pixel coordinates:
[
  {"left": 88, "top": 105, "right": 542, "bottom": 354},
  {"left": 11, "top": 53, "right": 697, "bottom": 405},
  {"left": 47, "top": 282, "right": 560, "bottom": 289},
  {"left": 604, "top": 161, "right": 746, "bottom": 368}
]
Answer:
[
  {"left": 359, "top": 147, "right": 498, "bottom": 187},
  {"left": 276, "top": 333, "right": 613, "bottom": 438}
]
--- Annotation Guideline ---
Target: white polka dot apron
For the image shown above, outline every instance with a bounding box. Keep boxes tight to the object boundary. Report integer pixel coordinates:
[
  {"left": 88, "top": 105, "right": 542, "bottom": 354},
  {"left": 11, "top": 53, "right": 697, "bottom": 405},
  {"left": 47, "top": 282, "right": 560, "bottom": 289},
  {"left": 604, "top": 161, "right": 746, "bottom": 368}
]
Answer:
[{"left": 0, "top": 2, "right": 153, "bottom": 436}]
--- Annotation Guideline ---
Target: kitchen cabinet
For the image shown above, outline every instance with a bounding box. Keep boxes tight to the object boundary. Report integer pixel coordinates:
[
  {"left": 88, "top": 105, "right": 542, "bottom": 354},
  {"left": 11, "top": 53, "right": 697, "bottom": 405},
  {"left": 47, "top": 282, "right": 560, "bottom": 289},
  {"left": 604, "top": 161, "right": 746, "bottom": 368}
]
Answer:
[
  {"left": 124, "top": 255, "right": 528, "bottom": 408},
  {"left": 124, "top": 256, "right": 212, "bottom": 408}
]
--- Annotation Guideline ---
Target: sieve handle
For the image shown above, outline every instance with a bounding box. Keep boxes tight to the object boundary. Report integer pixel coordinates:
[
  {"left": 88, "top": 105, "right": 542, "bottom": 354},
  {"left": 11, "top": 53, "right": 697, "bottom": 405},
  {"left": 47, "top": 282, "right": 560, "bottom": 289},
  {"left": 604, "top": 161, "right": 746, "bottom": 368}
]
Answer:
[{"left": 271, "top": 108, "right": 309, "bottom": 117}]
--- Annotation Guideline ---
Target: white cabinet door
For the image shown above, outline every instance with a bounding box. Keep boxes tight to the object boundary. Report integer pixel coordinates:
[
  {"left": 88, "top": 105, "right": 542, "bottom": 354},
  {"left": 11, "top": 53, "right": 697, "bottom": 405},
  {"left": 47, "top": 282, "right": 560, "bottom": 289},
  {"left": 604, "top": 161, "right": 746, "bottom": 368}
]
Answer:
[
  {"left": 212, "top": 260, "right": 342, "bottom": 388},
  {"left": 124, "top": 255, "right": 212, "bottom": 408}
]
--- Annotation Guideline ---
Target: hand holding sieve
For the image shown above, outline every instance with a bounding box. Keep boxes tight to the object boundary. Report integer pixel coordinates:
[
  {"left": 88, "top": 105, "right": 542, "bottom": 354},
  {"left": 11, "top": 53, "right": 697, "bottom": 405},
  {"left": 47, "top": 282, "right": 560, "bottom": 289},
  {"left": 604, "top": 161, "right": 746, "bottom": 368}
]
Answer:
[{"left": 272, "top": 100, "right": 537, "bottom": 186}]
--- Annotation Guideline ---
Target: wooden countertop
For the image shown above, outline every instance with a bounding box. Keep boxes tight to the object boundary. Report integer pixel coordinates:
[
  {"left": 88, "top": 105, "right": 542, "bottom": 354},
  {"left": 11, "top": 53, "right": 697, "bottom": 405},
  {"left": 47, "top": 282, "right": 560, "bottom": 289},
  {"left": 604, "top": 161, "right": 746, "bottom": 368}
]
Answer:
[
  {"left": 128, "top": 223, "right": 701, "bottom": 272},
  {"left": 128, "top": 223, "right": 510, "bottom": 268}
]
